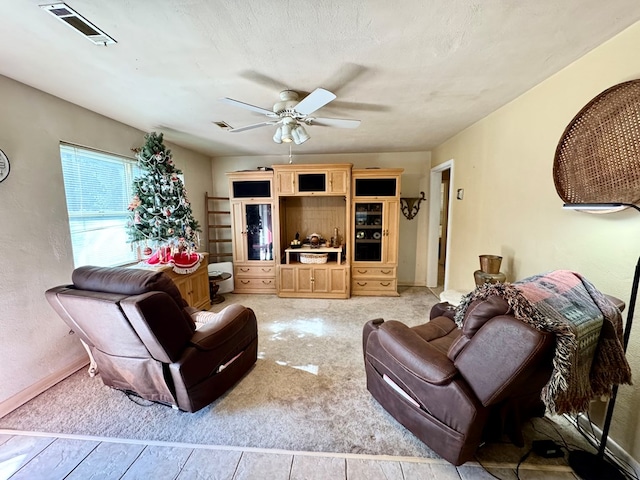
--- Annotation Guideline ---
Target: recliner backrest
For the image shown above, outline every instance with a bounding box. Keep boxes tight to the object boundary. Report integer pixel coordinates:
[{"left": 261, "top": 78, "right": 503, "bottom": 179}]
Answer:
[
  {"left": 447, "top": 296, "right": 511, "bottom": 361},
  {"left": 72, "top": 266, "right": 195, "bottom": 330},
  {"left": 461, "top": 296, "right": 510, "bottom": 337},
  {"left": 455, "top": 315, "right": 554, "bottom": 406},
  {"left": 48, "top": 266, "right": 196, "bottom": 363},
  {"left": 120, "top": 292, "right": 194, "bottom": 363},
  {"left": 46, "top": 287, "right": 152, "bottom": 358}
]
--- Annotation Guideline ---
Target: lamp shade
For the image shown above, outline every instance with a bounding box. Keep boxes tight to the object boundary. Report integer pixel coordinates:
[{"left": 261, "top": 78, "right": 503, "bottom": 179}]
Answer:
[
  {"left": 295, "top": 125, "right": 310, "bottom": 144},
  {"left": 281, "top": 124, "right": 293, "bottom": 143},
  {"left": 272, "top": 126, "right": 283, "bottom": 144},
  {"left": 563, "top": 203, "right": 640, "bottom": 213}
]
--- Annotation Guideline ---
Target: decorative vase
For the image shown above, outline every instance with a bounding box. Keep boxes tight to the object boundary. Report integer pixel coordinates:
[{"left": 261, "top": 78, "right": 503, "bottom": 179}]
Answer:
[
  {"left": 479, "top": 255, "right": 502, "bottom": 274},
  {"left": 474, "top": 255, "right": 506, "bottom": 286}
]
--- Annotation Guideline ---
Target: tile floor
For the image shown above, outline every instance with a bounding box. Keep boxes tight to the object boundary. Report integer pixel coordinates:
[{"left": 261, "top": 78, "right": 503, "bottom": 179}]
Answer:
[{"left": 0, "top": 431, "right": 579, "bottom": 480}]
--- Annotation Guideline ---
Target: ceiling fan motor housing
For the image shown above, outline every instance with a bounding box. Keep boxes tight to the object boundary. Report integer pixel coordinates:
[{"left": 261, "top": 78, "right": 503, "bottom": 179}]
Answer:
[{"left": 273, "top": 90, "right": 301, "bottom": 116}]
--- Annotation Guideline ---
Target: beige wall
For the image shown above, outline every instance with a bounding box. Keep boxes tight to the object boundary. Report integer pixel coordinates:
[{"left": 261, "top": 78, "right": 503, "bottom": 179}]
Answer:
[
  {"left": 0, "top": 74, "right": 212, "bottom": 413},
  {"left": 432, "top": 22, "right": 640, "bottom": 461},
  {"left": 211, "top": 151, "right": 431, "bottom": 286}
]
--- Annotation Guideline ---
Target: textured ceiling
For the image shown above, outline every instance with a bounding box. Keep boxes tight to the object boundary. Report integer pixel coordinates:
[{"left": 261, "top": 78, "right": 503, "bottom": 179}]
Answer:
[{"left": 2, "top": 1, "right": 640, "bottom": 157}]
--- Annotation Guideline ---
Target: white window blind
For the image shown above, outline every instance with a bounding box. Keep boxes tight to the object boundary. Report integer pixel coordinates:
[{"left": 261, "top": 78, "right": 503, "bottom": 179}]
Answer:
[{"left": 60, "top": 143, "right": 141, "bottom": 267}]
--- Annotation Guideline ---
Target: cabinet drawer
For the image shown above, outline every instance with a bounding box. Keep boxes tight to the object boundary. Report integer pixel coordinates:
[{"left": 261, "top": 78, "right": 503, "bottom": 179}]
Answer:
[
  {"left": 351, "top": 279, "right": 398, "bottom": 295},
  {"left": 234, "top": 277, "right": 276, "bottom": 292},
  {"left": 235, "top": 265, "right": 275, "bottom": 277},
  {"left": 352, "top": 267, "right": 396, "bottom": 279}
]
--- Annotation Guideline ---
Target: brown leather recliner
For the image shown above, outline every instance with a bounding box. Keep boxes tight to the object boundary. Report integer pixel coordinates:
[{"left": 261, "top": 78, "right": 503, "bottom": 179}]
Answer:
[
  {"left": 46, "top": 265, "right": 258, "bottom": 413},
  {"left": 363, "top": 297, "right": 555, "bottom": 465}
]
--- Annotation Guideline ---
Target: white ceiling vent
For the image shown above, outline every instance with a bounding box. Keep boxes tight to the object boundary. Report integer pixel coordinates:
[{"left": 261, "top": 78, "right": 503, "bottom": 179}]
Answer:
[
  {"left": 213, "top": 121, "right": 232, "bottom": 130},
  {"left": 39, "top": 3, "right": 116, "bottom": 45}
]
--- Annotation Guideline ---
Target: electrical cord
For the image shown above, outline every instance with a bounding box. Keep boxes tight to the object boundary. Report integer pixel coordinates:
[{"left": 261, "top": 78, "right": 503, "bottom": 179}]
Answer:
[
  {"left": 473, "top": 454, "right": 507, "bottom": 480},
  {"left": 536, "top": 416, "right": 583, "bottom": 452},
  {"left": 515, "top": 448, "right": 533, "bottom": 480},
  {"left": 477, "top": 415, "right": 638, "bottom": 480},
  {"left": 124, "top": 390, "right": 155, "bottom": 407},
  {"left": 565, "top": 413, "right": 639, "bottom": 480}
]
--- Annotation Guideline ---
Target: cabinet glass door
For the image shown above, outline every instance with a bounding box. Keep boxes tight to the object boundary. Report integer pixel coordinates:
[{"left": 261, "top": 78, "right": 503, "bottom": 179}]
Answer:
[
  {"left": 245, "top": 204, "right": 273, "bottom": 260},
  {"left": 354, "top": 202, "right": 382, "bottom": 262}
]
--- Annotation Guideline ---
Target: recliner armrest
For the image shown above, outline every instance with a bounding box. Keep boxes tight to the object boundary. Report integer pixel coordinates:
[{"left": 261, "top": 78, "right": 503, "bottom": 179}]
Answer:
[{"left": 378, "top": 320, "right": 457, "bottom": 385}]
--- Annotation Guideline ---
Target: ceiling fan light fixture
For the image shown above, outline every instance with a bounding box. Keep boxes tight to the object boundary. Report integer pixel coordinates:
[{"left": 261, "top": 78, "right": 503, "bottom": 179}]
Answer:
[
  {"left": 273, "top": 126, "right": 283, "bottom": 144},
  {"left": 295, "top": 125, "right": 310, "bottom": 144},
  {"left": 291, "top": 126, "right": 301, "bottom": 144},
  {"left": 281, "top": 124, "right": 293, "bottom": 143}
]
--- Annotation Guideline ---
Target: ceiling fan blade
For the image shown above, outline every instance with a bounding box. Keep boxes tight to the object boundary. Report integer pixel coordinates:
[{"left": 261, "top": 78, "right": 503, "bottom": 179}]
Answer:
[
  {"left": 219, "top": 97, "right": 275, "bottom": 116},
  {"left": 307, "top": 117, "right": 361, "bottom": 129},
  {"left": 228, "top": 121, "right": 278, "bottom": 133},
  {"left": 295, "top": 88, "right": 337, "bottom": 115}
]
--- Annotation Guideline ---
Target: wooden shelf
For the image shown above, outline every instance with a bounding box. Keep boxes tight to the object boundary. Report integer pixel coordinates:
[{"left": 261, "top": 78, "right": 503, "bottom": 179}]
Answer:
[
  {"left": 285, "top": 246, "right": 344, "bottom": 265},
  {"left": 205, "top": 193, "right": 232, "bottom": 262}
]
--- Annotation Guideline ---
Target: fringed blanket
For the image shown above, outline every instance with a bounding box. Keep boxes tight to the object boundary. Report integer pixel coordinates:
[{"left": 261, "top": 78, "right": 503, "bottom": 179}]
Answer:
[{"left": 454, "top": 270, "right": 632, "bottom": 414}]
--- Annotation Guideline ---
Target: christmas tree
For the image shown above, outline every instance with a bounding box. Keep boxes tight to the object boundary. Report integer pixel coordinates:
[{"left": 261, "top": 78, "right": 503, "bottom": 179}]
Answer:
[{"left": 126, "top": 132, "right": 201, "bottom": 256}]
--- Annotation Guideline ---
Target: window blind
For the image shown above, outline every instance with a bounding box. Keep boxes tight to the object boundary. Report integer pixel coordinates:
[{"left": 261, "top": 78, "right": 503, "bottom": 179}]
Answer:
[{"left": 59, "top": 143, "right": 141, "bottom": 267}]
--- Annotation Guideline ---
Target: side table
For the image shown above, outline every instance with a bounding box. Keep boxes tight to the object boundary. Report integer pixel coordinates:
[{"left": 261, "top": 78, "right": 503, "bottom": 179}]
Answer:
[{"left": 209, "top": 271, "right": 232, "bottom": 304}]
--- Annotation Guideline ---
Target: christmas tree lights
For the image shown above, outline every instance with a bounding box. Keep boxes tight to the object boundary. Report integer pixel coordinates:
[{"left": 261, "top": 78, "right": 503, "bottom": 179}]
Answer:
[{"left": 126, "top": 132, "right": 201, "bottom": 258}]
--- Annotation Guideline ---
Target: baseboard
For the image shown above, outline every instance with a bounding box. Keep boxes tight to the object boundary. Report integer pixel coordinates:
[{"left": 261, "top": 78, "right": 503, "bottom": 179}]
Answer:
[
  {"left": 0, "top": 357, "right": 88, "bottom": 418},
  {"left": 566, "top": 413, "right": 640, "bottom": 476}
]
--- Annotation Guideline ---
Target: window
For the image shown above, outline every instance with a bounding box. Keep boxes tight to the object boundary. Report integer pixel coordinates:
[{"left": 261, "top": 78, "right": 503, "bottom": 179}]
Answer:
[{"left": 60, "top": 143, "right": 141, "bottom": 267}]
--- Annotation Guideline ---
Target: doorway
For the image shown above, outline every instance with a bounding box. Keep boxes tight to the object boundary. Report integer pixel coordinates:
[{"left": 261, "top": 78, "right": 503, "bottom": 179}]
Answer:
[{"left": 427, "top": 160, "right": 454, "bottom": 292}]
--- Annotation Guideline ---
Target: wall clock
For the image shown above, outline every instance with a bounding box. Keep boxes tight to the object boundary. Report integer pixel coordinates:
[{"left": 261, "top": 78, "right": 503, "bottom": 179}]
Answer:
[{"left": 0, "top": 149, "right": 10, "bottom": 183}]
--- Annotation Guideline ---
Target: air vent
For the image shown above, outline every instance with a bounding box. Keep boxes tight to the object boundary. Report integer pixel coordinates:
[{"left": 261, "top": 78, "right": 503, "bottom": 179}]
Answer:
[
  {"left": 40, "top": 3, "right": 116, "bottom": 45},
  {"left": 213, "top": 121, "right": 233, "bottom": 130}
]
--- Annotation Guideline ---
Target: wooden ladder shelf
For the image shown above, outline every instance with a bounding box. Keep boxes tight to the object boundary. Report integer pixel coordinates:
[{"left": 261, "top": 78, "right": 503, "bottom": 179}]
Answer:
[{"left": 205, "top": 193, "right": 233, "bottom": 261}]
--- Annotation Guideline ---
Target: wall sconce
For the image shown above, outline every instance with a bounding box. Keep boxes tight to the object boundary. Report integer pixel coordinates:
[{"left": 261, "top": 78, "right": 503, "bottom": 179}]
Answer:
[{"left": 400, "top": 192, "right": 425, "bottom": 220}]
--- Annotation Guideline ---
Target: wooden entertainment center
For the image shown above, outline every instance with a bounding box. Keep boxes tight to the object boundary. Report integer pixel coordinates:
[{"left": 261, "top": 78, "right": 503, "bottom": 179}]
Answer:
[{"left": 227, "top": 164, "right": 402, "bottom": 298}]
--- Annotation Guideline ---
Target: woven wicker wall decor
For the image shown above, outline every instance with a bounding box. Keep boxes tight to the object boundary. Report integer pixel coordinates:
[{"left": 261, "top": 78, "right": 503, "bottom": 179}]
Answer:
[{"left": 553, "top": 79, "right": 640, "bottom": 211}]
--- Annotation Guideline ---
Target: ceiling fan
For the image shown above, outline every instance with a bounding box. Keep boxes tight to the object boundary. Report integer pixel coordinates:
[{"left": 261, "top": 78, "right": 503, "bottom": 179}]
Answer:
[{"left": 219, "top": 88, "right": 361, "bottom": 145}]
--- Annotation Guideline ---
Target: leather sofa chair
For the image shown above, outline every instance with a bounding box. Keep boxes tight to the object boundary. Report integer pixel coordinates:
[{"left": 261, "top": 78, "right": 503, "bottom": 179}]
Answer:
[
  {"left": 363, "top": 297, "right": 556, "bottom": 465},
  {"left": 46, "top": 265, "right": 258, "bottom": 413}
]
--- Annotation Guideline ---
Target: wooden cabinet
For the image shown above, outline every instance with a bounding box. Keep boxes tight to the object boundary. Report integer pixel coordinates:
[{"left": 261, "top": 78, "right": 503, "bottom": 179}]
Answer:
[
  {"left": 227, "top": 165, "right": 402, "bottom": 298},
  {"left": 227, "top": 172, "right": 277, "bottom": 294},
  {"left": 161, "top": 253, "right": 211, "bottom": 309},
  {"left": 278, "top": 264, "right": 349, "bottom": 298},
  {"left": 328, "top": 169, "right": 349, "bottom": 195},
  {"left": 273, "top": 164, "right": 351, "bottom": 196},
  {"left": 278, "top": 246, "right": 349, "bottom": 298},
  {"left": 272, "top": 163, "right": 352, "bottom": 299},
  {"left": 351, "top": 266, "right": 397, "bottom": 296},
  {"left": 275, "top": 170, "right": 296, "bottom": 195},
  {"left": 234, "top": 264, "right": 277, "bottom": 293},
  {"left": 351, "top": 169, "right": 402, "bottom": 296},
  {"left": 353, "top": 199, "right": 399, "bottom": 264}
]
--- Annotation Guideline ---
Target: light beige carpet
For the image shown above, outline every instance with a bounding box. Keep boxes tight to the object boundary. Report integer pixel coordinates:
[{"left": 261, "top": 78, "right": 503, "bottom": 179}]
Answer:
[
  {"left": 1, "top": 288, "right": 440, "bottom": 456},
  {"left": 0, "top": 287, "right": 592, "bottom": 466}
]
